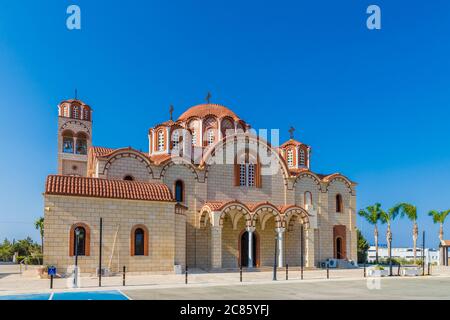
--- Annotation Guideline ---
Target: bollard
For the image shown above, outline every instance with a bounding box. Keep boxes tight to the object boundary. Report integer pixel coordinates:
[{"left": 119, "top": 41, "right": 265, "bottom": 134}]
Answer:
[
  {"left": 363, "top": 262, "right": 366, "bottom": 278},
  {"left": 123, "top": 266, "right": 126, "bottom": 286},
  {"left": 185, "top": 266, "right": 188, "bottom": 284},
  {"left": 240, "top": 265, "right": 242, "bottom": 282},
  {"left": 286, "top": 264, "right": 288, "bottom": 280},
  {"left": 326, "top": 265, "right": 329, "bottom": 279},
  {"left": 50, "top": 275, "right": 54, "bottom": 289},
  {"left": 301, "top": 264, "right": 304, "bottom": 280}
]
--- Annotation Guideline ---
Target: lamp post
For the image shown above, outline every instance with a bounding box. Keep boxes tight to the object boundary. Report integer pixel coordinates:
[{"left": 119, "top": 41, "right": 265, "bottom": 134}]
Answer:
[
  {"left": 422, "top": 231, "right": 425, "bottom": 276},
  {"left": 73, "top": 228, "right": 80, "bottom": 287},
  {"left": 273, "top": 234, "right": 278, "bottom": 281},
  {"left": 388, "top": 232, "right": 393, "bottom": 276},
  {"left": 300, "top": 225, "right": 304, "bottom": 280}
]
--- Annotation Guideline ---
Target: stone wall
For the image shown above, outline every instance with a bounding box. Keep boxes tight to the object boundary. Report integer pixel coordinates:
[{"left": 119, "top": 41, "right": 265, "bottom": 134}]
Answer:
[{"left": 43, "top": 195, "right": 178, "bottom": 274}]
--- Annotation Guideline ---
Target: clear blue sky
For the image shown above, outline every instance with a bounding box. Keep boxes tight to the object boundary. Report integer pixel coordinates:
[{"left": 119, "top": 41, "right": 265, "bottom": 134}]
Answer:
[{"left": 0, "top": 1, "right": 449, "bottom": 248}]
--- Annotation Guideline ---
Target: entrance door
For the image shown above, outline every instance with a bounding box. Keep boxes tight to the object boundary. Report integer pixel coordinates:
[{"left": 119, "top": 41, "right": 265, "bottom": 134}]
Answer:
[
  {"left": 336, "top": 237, "right": 343, "bottom": 259},
  {"left": 240, "top": 232, "right": 257, "bottom": 267}
]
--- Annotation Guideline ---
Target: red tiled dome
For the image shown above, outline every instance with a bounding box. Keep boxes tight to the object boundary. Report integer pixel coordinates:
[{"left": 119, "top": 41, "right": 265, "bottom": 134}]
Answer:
[{"left": 177, "top": 103, "right": 241, "bottom": 122}]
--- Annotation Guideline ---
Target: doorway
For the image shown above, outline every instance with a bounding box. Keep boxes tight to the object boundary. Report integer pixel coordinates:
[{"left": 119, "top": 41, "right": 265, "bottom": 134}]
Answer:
[
  {"left": 240, "top": 231, "right": 257, "bottom": 267},
  {"left": 336, "top": 237, "right": 343, "bottom": 259}
]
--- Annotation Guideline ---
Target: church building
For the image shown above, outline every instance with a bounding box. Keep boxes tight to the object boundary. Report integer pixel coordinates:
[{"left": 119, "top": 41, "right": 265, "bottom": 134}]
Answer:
[{"left": 43, "top": 97, "right": 357, "bottom": 274}]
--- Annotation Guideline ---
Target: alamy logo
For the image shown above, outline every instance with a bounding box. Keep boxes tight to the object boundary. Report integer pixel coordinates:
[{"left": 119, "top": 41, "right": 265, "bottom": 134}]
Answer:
[
  {"left": 66, "top": 5, "right": 81, "bottom": 30},
  {"left": 366, "top": 5, "right": 381, "bottom": 30}
]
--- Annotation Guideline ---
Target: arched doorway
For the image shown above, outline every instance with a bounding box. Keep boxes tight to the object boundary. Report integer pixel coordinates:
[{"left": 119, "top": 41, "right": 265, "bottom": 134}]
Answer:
[
  {"left": 333, "top": 225, "right": 347, "bottom": 259},
  {"left": 336, "top": 237, "right": 343, "bottom": 259},
  {"left": 240, "top": 231, "right": 257, "bottom": 267}
]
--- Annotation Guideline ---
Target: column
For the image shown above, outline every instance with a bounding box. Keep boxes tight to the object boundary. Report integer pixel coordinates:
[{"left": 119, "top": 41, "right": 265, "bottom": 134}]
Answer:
[
  {"left": 210, "top": 226, "right": 222, "bottom": 269},
  {"left": 246, "top": 226, "right": 255, "bottom": 268},
  {"left": 275, "top": 227, "right": 285, "bottom": 267},
  {"left": 305, "top": 227, "right": 315, "bottom": 268}
]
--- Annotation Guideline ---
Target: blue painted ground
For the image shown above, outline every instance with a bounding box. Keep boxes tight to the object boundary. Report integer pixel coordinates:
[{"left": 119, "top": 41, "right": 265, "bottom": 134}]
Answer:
[
  {"left": 0, "top": 290, "right": 129, "bottom": 300},
  {"left": 0, "top": 293, "right": 51, "bottom": 300}
]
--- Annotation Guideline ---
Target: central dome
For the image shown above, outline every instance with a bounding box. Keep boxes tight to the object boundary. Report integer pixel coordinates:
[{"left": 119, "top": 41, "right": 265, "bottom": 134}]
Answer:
[{"left": 177, "top": 103, "right": 241, "bottom": 122}]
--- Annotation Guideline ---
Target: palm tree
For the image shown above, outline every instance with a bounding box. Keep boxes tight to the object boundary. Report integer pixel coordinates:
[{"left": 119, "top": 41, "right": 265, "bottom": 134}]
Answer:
[
  {"left": 381, "top": 206, "right": 400, "bottom": 264},
  {"left": 34, "top": 217, "right": 44, "bottom": 253},
  {"left": 428, "top": 210, "right": 450, "bottom": 242},
  {"left": 358, "top": 203, "right": 382, "bottom": 263},
  {"left": 391, "top": 203, "right": 418, "bottom": 263}
]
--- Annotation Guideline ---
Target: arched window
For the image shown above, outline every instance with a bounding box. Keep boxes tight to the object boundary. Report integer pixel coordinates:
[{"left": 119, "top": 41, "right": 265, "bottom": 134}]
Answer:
[
  {"left": 221, "top": 118, "right": 234, "bottom": 137},
  {"left": 75, "top": 132, "right": 88, "bottom": 155},
  {"left": 236, "top": 153, "right": 261, "bottom": 188},
  {"left": 287, "top": 149, "right": 294, "bottom": 167},
  {"left": 157, "top": 130, "right": 165, "bottom": 151},
  {"left": 299, "top": 149, "right": 306, "bottom": 166},
  {"left": 124, "top": 175, "right": 134, "bottom": 181},
  {"left": 175, "top": 180, "right": 184, "bottom": 203},
  {"left": 82, "top": 107, "right": 90, "bottom": 121},
  {"left": 336, "top": 194, "right": 343, "bottom": 213},
  {"left": 134, "top": 228, "right": 145, "bottom": 256},
  {"left": 60, "top": 105, "right": 70, "bottom": 117},
  {"left": 131, "top": 225, "right": 148, "bottom": 256},
  {"left": 188, "top": 120, "right": 199, "bottom": 146},
  {"left": 206, "top": 129, "right": 215, "bottom": 146},
  {"left": 72, "top": 105, "right": 80, "bottom": 119},
  {"left": 74, "top": 227, "right": 86, "bottom": 255},
  {"left": 62, "top": 130, "right": 74, "bottom": 153},
  {"left": 69, "top": 223, "right": 90, "bottom": 256},
  {"left": 172, "top": 130, "right": 180, "bottom": 150},
  {"left": 304, "top": 191, "right": 312, "bottom": 207},
  {"left": 191, "top": 129, "right": 197, "bottom": 146}
]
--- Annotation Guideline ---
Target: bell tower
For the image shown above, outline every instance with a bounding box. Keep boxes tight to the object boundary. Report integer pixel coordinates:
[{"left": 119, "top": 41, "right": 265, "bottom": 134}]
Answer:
[{"left": 57, "top": 99, "right": 92, "bottom": 176}]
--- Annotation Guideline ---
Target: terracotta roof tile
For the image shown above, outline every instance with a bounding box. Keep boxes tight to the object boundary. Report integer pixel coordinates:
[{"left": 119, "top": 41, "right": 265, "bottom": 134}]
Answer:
[
  {"left": 177, "top": 103, "right": 241, "bottom": 122},
  {"left": 45, "top": 175, "right": 174, "bottom": 202},
  {"left": 90, "top": 146, "right": 116, "bottom": 157},
  {"left": 281, "top": 139, "right": 304, "bottom": 148},
  {"left": 202, "top": 200, "right": 306, "bottom": 215},
  {"left": 150, "top": 153, "right": 172, "bottom": 165}
]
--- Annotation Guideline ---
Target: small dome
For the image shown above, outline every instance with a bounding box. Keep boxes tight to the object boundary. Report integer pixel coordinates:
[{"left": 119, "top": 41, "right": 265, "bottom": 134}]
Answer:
[{"left": 177, "top": 103, "right": 241, "bottom": 122}]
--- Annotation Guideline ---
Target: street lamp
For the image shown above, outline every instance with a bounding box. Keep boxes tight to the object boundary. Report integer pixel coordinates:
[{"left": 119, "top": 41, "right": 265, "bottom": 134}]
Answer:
[
  {"left": 273, "top": 234, "right": 279, "bottom": 281},
  {"left": 388, "top": 232, "right": 393, "bottom": 276}
]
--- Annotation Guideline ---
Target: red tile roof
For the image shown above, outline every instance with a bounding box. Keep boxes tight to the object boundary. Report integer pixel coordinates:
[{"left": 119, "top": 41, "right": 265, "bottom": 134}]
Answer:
[
  {"left": 281, "top": 139, "right": 304, "bottom": 148},
  {"left": 441, "top": 240, "right": 450, "bottom": 246},
  {"left": 90, "top": 146, "right": 116, "bottom": 158},
  {"left": 45, "top": 175, "right": 174, "bottom": 202},
  {"left": 201, "top": 200, "right": 307, "bottom": 215},
  {"left": 150, "top": 153, "right": 172, "bottom": 165},
  {"left": 177, "top": 103, "right": 241, "bottom": 121}
]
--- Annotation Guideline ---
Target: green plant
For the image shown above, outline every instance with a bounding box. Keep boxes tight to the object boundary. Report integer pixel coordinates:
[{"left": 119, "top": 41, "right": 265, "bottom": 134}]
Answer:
[
  {"left": 374, "top": 265, "right": 385, "bottom": 270},
  {"left": 428, "top": 210, "right": 450, "bottom": 242},
  {"left": 357, "top": 229, "right": 370, "bottom": 264},
  {"left": 391, "top": 203, "right": 419, "bottom": 262},
  {"left": 34, "top": 217, "right": 44, "bottom": 253},
  {"left": 358, "top": 203, "right": 382, "bottom": 263},
  {"left": 0, "top": 237, "right": 42, "bottom": 263}
]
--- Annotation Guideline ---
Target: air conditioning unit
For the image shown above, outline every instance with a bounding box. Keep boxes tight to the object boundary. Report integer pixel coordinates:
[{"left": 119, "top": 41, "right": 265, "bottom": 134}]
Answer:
[{"left": 326, "top": 259, "right": 338, "bottom": 268}]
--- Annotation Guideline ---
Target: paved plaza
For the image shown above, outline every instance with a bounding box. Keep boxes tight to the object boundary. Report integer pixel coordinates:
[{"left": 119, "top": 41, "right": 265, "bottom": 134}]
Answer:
[{"left": 1, "top": 264, "right": 450, "bottom": 299}]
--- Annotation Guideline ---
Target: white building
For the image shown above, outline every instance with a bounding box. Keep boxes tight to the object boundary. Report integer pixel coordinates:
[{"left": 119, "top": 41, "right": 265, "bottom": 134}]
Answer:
[{"left": 367, "top": 245, "right": 440, "bottom": 265}]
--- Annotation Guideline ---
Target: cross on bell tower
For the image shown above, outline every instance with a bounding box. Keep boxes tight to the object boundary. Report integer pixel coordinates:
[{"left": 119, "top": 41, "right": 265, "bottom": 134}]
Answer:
[
  {"left": 169, "top": 105, "right": 174, "bottom": 120},
  {"left": 206, "top": 92, "right": 212, "bottom": 104},
  {"left": 289, "top": 126, "right": 295, "bottom": 139}
]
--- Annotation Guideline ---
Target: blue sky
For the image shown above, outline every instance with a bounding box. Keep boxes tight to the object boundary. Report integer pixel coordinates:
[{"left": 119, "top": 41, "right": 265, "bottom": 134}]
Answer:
[{"left": 0, "top": 1, "right": 449, "bottom": 248}]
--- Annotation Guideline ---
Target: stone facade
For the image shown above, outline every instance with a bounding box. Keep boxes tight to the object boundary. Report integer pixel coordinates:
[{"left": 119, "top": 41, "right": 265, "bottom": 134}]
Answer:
[{"left": 43, "top": 98, "right": 357, "bottom": 274}]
